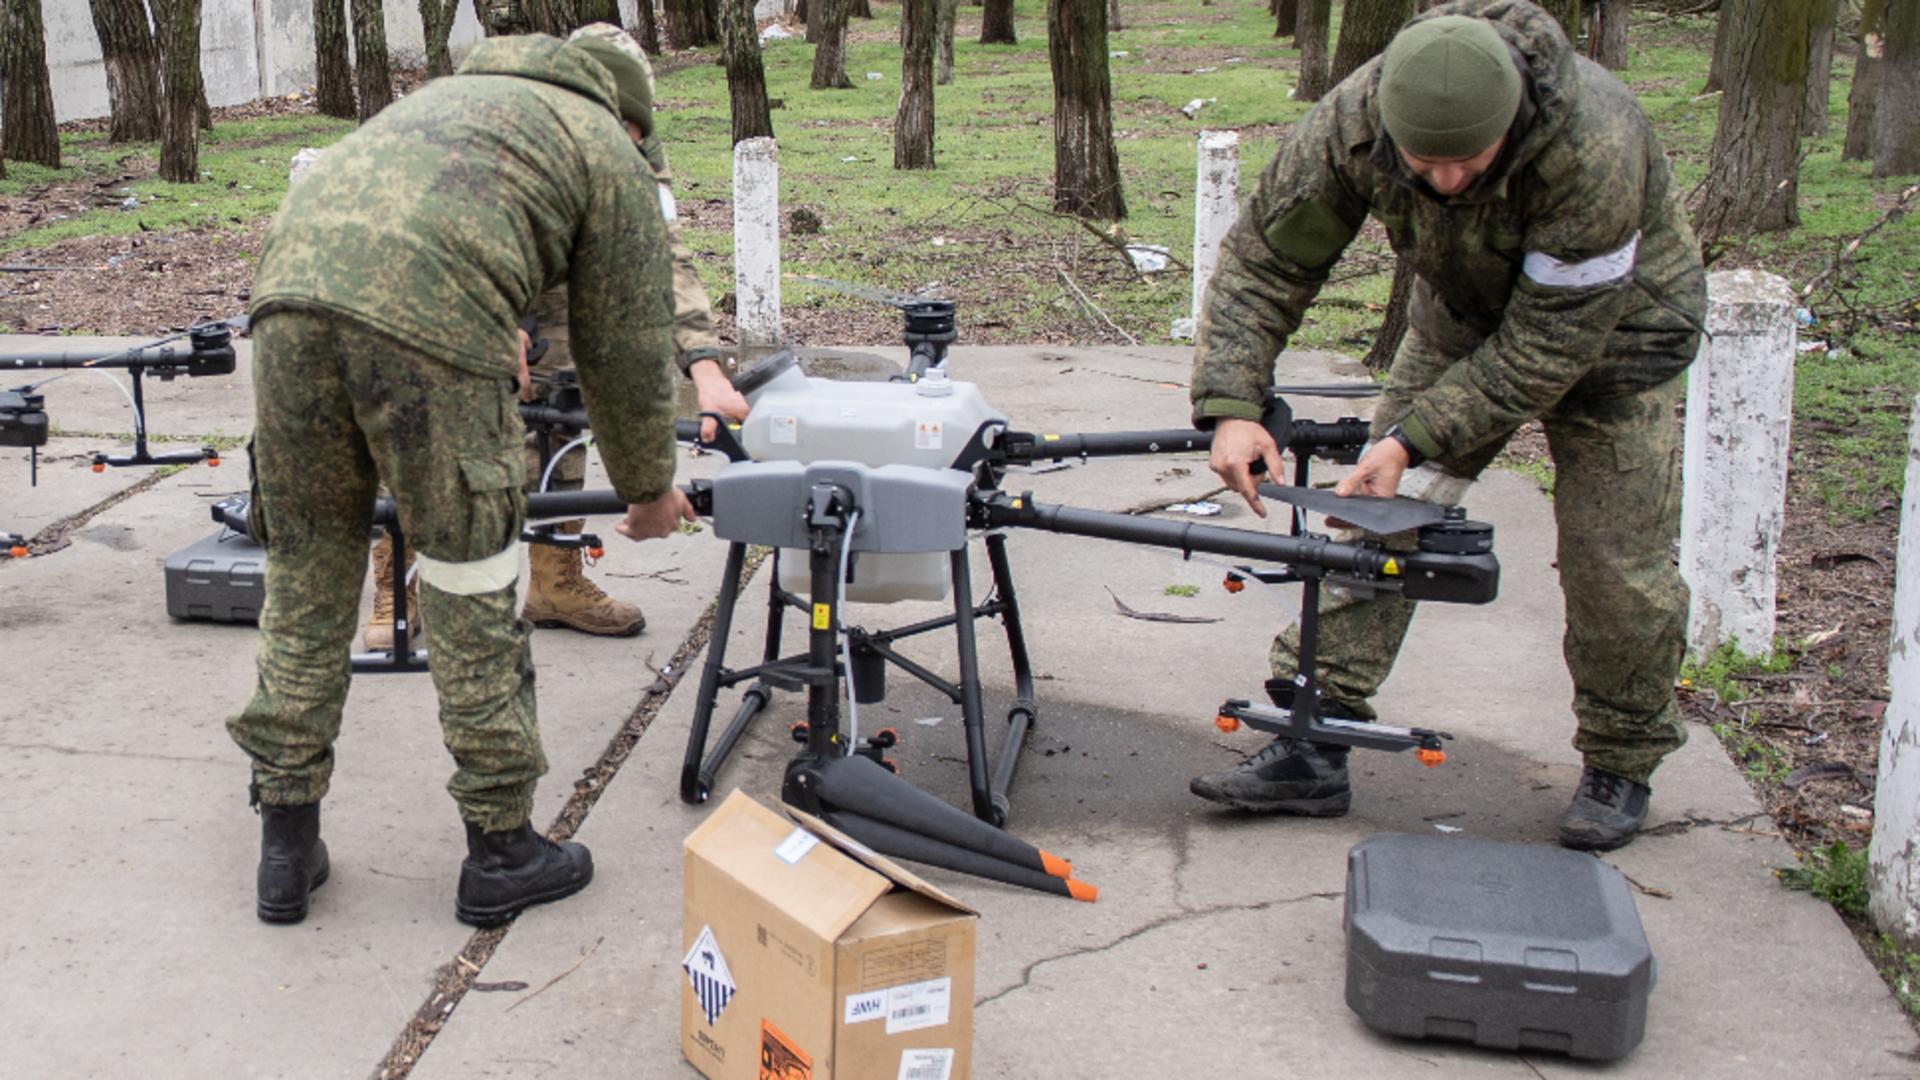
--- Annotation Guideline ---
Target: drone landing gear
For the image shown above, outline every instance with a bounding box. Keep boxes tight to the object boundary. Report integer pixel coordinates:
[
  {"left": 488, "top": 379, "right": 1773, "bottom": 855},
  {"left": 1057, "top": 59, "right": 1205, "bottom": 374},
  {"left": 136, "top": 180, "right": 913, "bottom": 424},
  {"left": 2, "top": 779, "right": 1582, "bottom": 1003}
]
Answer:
[
  {"left": 682, "top": 488, "right": 1091, "bottom": 899},
  {"left": 1212, "top": 561, "right": 1451, "bottom": 767}
]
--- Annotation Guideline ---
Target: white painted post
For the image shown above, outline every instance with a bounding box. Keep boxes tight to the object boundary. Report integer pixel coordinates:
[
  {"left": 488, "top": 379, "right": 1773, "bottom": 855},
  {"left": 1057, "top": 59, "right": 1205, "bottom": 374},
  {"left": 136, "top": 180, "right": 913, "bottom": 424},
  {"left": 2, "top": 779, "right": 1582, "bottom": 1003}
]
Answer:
[
  {"left": 1872, "top": 395, "right": 1920, "bottom": 947},
  {"left": 1873, "top": 397, "right": 1920, "bottom": 944},
  {"left": 1180, "top": 130, "right": 1239, "bottom": 341},
  {"left": 733, "top": 137, "right": 782, "bottom": 347},
  {"left": 1679, "top": 269, "right": 1796, "bottom": 660}
]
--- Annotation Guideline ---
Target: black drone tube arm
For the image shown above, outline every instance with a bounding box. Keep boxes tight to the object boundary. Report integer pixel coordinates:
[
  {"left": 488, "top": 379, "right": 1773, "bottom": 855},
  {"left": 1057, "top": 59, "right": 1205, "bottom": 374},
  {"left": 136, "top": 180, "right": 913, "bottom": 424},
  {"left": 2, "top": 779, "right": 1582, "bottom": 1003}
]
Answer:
[
  {"left": 997, "top": 418, "right": 1371, "bottom": 466},
  {"left": 972, "top": 491, "right": 1499, "bottom": 604}
]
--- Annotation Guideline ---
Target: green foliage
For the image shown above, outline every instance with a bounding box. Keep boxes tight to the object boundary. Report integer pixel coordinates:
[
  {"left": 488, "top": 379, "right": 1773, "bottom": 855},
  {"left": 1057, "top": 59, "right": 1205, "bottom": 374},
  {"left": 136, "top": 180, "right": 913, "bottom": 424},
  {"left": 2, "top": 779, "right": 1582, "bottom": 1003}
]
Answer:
[
  {"left": 1162, "top": 583, "right": 1200, "bottom": 597},
  {"left": 1777, "top": 840, "right": 1871, "bottom": 916},
  {"left": 0, "top": 114, "right": 354, "bottom": 257},
  {"left": 1870, "top": 933, "right": 1920, "bottom": 1019},
  {"left": 1681, "top": 639, "right": 1794, "bottom": 703}
]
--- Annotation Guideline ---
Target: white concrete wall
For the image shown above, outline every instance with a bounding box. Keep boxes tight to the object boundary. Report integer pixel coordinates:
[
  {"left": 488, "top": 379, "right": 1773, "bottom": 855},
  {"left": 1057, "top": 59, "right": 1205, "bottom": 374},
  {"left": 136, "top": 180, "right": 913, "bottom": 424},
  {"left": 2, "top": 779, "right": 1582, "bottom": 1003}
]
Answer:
[{"left": 31, "top": 0, "right": 486, "bottom": 125}]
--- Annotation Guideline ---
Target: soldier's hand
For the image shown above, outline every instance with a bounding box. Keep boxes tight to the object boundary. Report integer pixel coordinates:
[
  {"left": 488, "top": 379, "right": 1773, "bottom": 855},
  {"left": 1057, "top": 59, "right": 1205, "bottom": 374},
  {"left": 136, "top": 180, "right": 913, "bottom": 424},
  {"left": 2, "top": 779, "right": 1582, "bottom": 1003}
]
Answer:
[
  {"left": 689, "top": 358, "right": 749, "bottom": 443},
  {"left": 1209, "top": 417, "right": 1287, "bottom": 518},
  {"left": 517, "top": 329, "right": 534, "bottom": 402},
  {"left": 1335, "top": 438, "right": 1410, "bottom": 500},
  {"left": 616, "top": 487, "right": 698, "bottom": 541}
]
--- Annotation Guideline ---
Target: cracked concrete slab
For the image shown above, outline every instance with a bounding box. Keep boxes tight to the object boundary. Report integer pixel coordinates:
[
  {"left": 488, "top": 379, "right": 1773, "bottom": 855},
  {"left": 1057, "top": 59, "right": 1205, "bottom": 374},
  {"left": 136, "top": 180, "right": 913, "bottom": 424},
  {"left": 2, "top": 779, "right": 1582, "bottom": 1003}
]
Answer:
[{"left": 4, "top": 343, "right": 1914, "bottom": 1078}]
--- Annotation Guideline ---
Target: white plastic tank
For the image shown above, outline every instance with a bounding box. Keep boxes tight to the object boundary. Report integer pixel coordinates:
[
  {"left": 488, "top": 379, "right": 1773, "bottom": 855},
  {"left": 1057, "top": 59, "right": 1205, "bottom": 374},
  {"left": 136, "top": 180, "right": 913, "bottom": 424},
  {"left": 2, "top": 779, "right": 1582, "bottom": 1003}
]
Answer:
[{"left": 740, "top": 363, "right": 1006, "bottom": 603}]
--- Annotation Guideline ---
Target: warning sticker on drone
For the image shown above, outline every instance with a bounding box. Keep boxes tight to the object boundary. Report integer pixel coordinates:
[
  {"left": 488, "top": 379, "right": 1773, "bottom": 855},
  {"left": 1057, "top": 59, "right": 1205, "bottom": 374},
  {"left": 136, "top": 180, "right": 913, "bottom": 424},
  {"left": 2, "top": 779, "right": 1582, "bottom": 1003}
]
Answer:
[
  {"left": 683, "top": 925, "right": 736, "bottom": 1027},
  {"left": 770, "top": 415, "right": 798, "bottom": 445},
  {"left": 914, "top": 420, "right": 943, "bottom": 451}
]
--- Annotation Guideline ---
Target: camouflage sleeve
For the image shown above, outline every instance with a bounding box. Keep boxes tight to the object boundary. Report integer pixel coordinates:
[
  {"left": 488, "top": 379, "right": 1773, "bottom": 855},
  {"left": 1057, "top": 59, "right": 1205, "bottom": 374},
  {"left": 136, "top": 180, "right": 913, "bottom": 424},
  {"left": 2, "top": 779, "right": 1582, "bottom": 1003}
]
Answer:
[
  {"left": 1395, "top": 125, "right": 1649, "bottom": 461},
  {"left": 641, "top": 135, "right": 722, "bottom": 372},
  {"left": 568, "top": 139, "right": 680, "bottom": 506},
  {"left": 1189, "top": 98, "right": 1369, "bottom": 427}
]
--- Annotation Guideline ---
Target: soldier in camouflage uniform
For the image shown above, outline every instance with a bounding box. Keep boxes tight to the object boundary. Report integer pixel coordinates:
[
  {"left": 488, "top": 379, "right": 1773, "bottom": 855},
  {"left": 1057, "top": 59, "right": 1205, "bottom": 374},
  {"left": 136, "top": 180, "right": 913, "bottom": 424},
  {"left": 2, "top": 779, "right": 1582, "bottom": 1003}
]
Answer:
[
  {"left": 517, "top": 25, "right": 744, "bottom": 637},
  {"left": 1187, "top": 0, "right": 1705, "bottom": 851},
  {"left": 357, "top": 25, "right": 746, "bottom": 644},
  {"left": 230, "top": 31, "right": 693, "bottom": 926}
]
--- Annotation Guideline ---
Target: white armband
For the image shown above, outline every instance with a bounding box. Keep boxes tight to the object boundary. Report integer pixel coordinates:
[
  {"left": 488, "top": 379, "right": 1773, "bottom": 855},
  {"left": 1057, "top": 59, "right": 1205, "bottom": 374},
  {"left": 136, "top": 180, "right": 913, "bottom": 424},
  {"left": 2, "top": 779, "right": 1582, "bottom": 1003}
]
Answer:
[{"left": 1522, "top": 231, "right": 1639, "bottom": 289}]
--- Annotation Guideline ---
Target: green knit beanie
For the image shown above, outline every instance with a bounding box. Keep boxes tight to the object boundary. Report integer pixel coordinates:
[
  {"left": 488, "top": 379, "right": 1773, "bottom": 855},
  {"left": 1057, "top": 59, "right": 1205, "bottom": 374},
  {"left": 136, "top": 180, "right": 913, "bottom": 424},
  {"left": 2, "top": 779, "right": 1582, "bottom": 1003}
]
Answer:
[
  {"left": 1378, "top": 15, "right": 1522, "bottom": 160},
  {"left": 566, "top": 24, "right": 656, "bottom": 136}
]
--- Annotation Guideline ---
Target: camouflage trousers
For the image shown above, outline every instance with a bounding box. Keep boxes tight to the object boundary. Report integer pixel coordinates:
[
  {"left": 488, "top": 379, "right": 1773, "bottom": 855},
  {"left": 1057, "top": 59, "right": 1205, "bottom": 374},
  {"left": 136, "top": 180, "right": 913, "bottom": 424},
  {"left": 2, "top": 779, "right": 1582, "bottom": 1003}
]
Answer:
[
  {"left": 228, "top": 308, "right": 545, "bottom": 831},
  {"left": 1274, "top": 317, "right": 1691, "bottom": 784}
]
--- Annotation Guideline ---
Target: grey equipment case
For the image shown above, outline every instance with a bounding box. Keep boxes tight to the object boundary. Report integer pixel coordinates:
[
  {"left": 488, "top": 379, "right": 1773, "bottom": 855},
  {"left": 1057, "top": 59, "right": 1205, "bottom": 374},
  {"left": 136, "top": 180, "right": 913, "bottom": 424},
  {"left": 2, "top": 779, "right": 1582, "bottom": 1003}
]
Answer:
[
  {"left": 1344, "top": 832, "right": 1655, "bottom": 1061},
  {"left": 164, "top": 496, "right": 266, "bottom": 623}
]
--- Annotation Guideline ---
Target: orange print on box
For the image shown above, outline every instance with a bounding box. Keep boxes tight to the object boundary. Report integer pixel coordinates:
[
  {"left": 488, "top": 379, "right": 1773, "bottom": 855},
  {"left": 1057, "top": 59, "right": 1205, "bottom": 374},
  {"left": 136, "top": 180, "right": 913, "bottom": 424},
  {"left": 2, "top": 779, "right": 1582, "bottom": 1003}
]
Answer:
[{"left": 758, "top": 1018, "right": 811, "bottom": 1080}]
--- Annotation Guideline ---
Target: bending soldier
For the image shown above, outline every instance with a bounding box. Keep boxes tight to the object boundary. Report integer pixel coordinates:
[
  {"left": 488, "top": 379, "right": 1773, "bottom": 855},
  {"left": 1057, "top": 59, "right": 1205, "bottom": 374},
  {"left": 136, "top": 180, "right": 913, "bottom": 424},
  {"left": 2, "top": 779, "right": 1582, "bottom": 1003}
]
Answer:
[
  {"left": 360, "top": 24, "right": 747, "bottom": 647},
  {"left": 231, "top": 30, "right": 690, "bottom": 926},
  {"left": 1187, "top": 1, "right": 1706, "bottom": 852}
]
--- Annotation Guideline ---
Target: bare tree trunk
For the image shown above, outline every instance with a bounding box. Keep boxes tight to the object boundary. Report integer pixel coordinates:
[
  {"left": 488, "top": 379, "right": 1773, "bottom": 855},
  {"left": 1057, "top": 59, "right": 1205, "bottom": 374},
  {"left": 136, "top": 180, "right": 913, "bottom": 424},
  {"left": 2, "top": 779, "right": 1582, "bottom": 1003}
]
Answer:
[
  {"left": 805, "top": 0, "right": 823, "bottom": 42},
  {"left": 811, "top": 0, "right": 852, "bottom": 87},
  {"left": 524, "top": 0, "right": 581, "bottom": 33},
  {"left": 721, "top": 0, "right": 774, "bottom": 143},
  {"left": 1586, "top": 0, "right": 1629, "bottom": 69},
  {"left": 1110, "top": 0, "right": 1123, "bottom": 33},
  {"left": 153, "top": 0, "right": 202, "bottom": 182},
  {"left": 350, "top": 0, "right": 394, "bottom": 121},
  {"left": 937, "top": 0, "right": 957, "bottom": 84},
  {"left": 897, "top": 0, "right": 937, "bottom": 168},
  {"left": 576, "top": 0, "right": 619, "bottom": 22},
  {"left": 1844, "top": 0, "right": 1885, "bottom": 162},
  {"left": 665, "top": 0, "right": 719, "bottom": 46},
  {"left": 635, "top": 0, "right": 662, "bottom": 54},
  {"left": 1802, "top": 0, "right": 1835, "bottom": 137},
  {"left": 1330, "top": 0, "right": 1413, "bottom": 85},
  {"left": 1047, "top": 0, "right": 1124, "bottom": 219},
  {"left": 980, "top": 0, "right": 1015, "bottom": 44},
  {"left": 89, "top": 0, "right": 163, "bottom": 143},
  {"left": 1364, "top": 262, "right": 1414, "bottom": 374},
  {"left": 1537, "top": 0, "right": 1581, "bottom": 41},
  {"left": 1294, "top": 0, "right": 1332, "bottom": 101},
  {"left": 1874, "top": 0, "right": 1920, "bottom": 177},
  {"left": 1, "top": 0, "right": 62, "bottom": 167},
  {"left": 1704, "top": 2, "right": 1730, "bottom": 91},
  {"left": 1273, "top": 0, "right": 1297, "bottom": 38},
  {"left": 314, "top": 0, "right": 355, "bottom": 117},
  {"left": 851, "top": 0, "right": 871, "bottom": 17},
  {"left": 418, "top": 0, "right": 461, "bottom": 78},
  {"left": 1695, "top": 0, "right": 1810, "bottom": 239}
]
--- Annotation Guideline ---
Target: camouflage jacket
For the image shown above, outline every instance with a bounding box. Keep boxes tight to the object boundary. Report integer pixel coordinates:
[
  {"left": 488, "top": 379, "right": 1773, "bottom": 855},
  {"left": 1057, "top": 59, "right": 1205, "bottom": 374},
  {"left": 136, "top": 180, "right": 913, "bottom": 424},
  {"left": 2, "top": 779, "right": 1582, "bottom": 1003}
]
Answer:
[
  {"left": 530, "top": 133, "right": 721, "bottom": 374},
  {"left": 252, "top": 35, "right": 679, "bottom": 505},
  {"left": 1191, "top": 0, "right": 1706, "bottom": 462}
]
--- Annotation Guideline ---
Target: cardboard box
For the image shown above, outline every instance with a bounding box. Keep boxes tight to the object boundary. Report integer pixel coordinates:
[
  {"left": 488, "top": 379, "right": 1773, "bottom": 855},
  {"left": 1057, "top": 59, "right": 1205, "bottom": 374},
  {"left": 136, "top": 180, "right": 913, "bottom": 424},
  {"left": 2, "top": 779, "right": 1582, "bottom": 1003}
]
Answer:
[{"left": 682, "top": 790, "right": 977, "bottom": 1080}]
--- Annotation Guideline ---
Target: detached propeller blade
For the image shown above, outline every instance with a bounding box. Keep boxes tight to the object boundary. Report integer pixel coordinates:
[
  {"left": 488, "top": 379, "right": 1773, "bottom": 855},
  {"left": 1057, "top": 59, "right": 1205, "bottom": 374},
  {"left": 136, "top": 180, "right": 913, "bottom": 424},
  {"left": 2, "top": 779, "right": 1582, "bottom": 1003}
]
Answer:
[
  {"left": 785, "top": 272, "right": 941, "bottom": 310},
  {"left": 1256, "top": 483, "right": 1448, "bottom": 535}
]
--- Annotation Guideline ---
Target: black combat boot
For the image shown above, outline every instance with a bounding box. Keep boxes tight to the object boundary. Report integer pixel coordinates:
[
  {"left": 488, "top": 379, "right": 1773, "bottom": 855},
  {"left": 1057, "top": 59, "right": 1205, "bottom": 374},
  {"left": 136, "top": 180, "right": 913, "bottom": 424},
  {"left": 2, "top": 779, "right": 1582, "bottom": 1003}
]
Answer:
[
  {"left": 455, "top": 821, "right": 594, "bottom": 928},
  {"left": 1189, "top": 738, "right": 1352, "bottom": 815},
  {"left": 1557, "top": 767, "right": 1651, "bottom": 852},
  {"left": 256, "top": 801, "right": 330, "bottom": 924}
]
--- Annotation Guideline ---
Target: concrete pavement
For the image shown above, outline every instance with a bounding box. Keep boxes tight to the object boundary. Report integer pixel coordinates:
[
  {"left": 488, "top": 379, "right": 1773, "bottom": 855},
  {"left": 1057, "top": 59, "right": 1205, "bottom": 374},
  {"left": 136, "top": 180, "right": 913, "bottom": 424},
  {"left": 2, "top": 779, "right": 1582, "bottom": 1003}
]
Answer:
[{"left": 1, "top": 338, "right": 1913, "bottom": 1078}]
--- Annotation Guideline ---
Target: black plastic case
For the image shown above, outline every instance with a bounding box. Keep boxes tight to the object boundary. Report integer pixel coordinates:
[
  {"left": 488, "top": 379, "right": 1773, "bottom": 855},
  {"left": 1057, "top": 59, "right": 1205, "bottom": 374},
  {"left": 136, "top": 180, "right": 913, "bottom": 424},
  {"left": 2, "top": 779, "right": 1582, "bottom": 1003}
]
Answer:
[{"left": 1344, "top": 832, "right": 1655, "bottom": 1061}]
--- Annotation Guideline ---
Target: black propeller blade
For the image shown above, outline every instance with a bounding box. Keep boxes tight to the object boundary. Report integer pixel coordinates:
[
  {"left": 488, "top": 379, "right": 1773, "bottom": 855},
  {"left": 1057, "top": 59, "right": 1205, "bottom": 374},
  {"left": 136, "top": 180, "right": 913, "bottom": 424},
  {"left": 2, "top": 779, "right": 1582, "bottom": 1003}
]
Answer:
[{"left": 1256, "top": 482, "right": 1449, "bottom": 535}]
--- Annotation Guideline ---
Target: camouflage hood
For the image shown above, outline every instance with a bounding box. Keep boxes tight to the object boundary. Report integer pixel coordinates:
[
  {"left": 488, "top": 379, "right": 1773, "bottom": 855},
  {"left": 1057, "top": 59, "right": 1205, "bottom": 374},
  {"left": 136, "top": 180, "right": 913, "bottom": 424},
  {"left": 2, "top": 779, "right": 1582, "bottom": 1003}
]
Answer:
[
  {"left": 455, "top": 34, "right": 622, "bottom": 122},
  {"left": 1370, "top": 0, "right": 1579, "bottom": 199}
]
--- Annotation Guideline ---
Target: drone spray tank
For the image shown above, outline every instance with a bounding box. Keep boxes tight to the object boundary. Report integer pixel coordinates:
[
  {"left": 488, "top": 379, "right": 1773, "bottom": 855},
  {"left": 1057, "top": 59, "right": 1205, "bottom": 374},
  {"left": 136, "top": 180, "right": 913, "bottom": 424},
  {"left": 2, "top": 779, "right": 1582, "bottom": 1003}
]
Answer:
[{"left": 736, "top": 356, "right": 1005, "bottom": 603}]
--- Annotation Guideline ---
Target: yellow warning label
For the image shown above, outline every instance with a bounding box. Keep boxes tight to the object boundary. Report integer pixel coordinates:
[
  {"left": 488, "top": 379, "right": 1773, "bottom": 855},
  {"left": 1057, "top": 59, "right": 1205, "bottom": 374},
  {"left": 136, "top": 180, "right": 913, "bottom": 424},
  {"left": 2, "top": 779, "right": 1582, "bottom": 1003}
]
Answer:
[
  {"left": 812, "top": 603, "right": 831, "bottom": 630},
  {"left": 1382, "top": 558, "right": 1401, "bottom": 576},
  {"left": 1043, "top": 434, "right": 1060, "bottom": 442}
]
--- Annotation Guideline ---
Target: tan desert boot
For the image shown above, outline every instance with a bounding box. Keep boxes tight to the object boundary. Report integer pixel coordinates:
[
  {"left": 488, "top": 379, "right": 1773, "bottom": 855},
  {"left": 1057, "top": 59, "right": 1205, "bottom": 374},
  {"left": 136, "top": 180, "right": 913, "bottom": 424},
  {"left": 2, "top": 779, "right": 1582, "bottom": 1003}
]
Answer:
[
  {"left": 522, "top": 520, "right": 645, "bottom": 637},
  {"left": 362, "top": 533, "right": 421, "bottom": 651}
]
